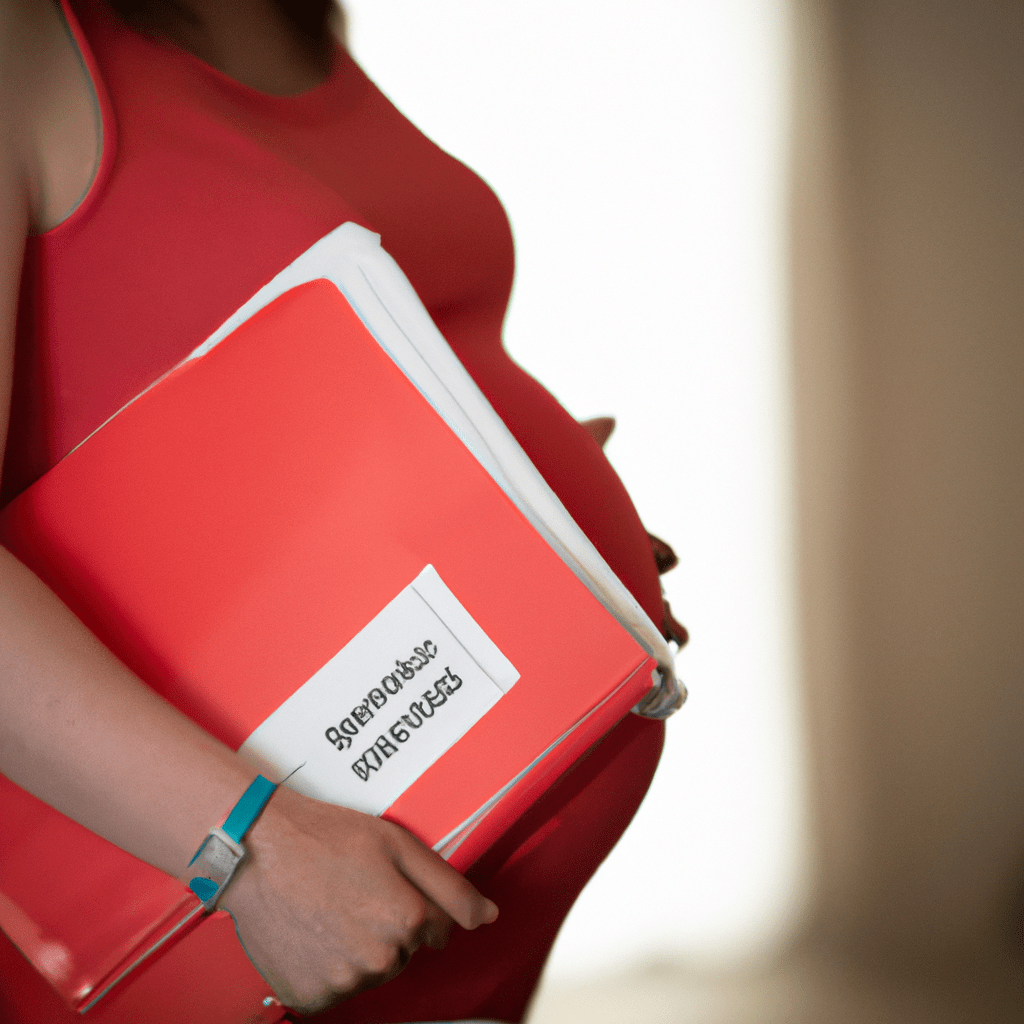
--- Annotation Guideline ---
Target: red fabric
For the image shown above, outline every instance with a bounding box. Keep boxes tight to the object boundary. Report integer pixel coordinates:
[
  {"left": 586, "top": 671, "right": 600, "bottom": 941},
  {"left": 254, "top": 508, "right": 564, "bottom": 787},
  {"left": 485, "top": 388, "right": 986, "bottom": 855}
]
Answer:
[{"left": 0, "top": 1, "right": 666, "bottom": 1021}]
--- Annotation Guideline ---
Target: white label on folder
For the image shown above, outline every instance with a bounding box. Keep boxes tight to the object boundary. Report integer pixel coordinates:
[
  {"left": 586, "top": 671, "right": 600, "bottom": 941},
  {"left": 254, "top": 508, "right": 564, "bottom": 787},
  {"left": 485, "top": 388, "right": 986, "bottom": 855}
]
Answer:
[{"left": 238, "top": 566, "right": 519, "bottom": 816}]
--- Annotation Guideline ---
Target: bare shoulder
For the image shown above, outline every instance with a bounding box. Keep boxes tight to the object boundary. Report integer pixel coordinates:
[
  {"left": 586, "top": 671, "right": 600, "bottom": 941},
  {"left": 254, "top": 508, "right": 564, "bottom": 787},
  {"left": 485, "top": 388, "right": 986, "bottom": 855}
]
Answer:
[
  {"left": 0, "top": 0, "right": 59, "bottom": 158},
  {"left": 0, "top": 0, "right": 37, "bottom": 261},
  {"left": 0, "top": 0, "right": 93, "bottom": 454},
  {"left": 0, "top": 0, "right": 99, "bottom": 234}
]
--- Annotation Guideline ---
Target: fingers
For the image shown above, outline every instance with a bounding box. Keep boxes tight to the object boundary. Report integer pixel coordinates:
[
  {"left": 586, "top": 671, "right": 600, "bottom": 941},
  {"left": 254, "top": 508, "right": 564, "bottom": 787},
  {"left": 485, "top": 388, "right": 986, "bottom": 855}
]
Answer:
[
  {"left": 387, "top": 822, "right": 499, "bottom": 931},
  {"left": 223, "top": 794, "right": 497, "bottom": 1014},
  {"left": 415, "top": 899, "right": 453, "bottom": 950},
  {"left": 380, "top": 881, "right": 452, "bottom": 957},
  {"left": 647, "top": 531, "right": 679, "bottom": 574},
  {"left": 579, "top": 415, "right": 616, "bottom": 448}
]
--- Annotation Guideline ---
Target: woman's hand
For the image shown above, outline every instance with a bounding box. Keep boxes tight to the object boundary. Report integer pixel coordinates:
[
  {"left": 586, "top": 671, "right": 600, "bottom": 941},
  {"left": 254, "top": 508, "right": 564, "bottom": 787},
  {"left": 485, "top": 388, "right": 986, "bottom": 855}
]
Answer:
[
  {"left": 579, "top": 416, "right": 616, "bottom": 448},
  {"left": 221, "top": 787, "right": 498, "bottom": 1014}
]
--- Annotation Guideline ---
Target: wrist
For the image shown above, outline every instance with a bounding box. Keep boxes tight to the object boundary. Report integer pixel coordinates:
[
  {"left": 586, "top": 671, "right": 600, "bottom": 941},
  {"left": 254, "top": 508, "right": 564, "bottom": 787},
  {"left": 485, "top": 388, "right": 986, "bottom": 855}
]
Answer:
[
  {"left": 217, "top": 784, "right": 314, "bottom": 921},
  {"left": 183, "top": 773, "right": 281, "bottom": 910}
]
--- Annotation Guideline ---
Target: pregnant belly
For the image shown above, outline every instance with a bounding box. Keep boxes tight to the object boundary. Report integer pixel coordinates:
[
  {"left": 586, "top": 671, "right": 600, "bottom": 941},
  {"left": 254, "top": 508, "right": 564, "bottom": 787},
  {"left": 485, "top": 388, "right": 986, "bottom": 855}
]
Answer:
[{"left": 455, "top": 342, "right": 665, "bottom": 627}]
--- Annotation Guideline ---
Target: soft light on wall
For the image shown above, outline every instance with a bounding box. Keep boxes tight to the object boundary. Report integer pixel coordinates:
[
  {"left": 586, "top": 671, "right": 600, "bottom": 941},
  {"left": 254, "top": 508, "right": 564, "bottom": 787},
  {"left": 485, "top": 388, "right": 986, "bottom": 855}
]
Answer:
[{"left": 343, "top": 0, "right": 805, "bottom": 981}]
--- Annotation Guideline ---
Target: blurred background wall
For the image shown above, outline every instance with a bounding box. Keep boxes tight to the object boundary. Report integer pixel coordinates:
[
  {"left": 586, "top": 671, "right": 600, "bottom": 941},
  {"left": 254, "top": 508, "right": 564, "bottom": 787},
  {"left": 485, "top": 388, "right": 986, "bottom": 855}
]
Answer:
[{"left": 791, "top": 0, "right": 1024, "bottom": 982}]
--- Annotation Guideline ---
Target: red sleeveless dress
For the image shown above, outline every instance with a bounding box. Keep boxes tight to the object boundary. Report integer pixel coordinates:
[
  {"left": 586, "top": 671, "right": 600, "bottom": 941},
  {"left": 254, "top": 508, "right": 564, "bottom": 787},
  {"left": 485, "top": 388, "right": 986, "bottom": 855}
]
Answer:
[{"left": 0, "top": 2, "right": 666, "bottom": 1020}]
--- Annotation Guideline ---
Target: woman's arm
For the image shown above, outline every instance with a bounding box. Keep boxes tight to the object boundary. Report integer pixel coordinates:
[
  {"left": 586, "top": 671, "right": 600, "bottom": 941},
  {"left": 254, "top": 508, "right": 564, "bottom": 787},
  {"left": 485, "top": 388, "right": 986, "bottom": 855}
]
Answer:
[
  {"left": 0, "top": 4, "right": 495, "bottom": 1013},
  {"left": 0, "top": 536, "right": 497, "bottom": 1011}
]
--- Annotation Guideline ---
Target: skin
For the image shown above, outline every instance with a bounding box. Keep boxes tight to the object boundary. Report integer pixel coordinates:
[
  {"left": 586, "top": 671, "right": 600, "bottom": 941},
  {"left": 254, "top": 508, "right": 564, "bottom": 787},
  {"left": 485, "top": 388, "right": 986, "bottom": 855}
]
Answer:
[
  {"left": 579, "top": 416, "right": 616, "bottom": 448},
  {"left": 0, "top": 0, "right": 497, "bottom": 1014}
]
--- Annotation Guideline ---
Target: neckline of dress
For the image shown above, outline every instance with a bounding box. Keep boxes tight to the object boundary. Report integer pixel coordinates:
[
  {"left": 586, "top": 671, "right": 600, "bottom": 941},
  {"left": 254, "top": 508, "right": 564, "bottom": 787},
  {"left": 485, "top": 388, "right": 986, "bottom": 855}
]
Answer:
[
  {"left": 164, "top": 36, "right": 348, "bottom": 106},
  {"left": 87, "top": 0, "right": 347, "bottom": 106}
]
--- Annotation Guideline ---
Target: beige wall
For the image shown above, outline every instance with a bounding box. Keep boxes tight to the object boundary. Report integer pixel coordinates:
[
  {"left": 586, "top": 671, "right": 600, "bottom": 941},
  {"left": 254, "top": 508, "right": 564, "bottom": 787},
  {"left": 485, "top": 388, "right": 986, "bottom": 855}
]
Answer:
[{"left": 792, "top": 0, "right": 1024, "bottom": 978}]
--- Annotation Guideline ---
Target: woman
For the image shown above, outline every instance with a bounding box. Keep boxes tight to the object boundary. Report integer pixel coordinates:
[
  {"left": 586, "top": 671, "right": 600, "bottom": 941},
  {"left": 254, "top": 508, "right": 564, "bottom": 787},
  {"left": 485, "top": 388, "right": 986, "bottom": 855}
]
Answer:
[{"left": 0, "top": 0, "right": 672, "bottom": 1019}]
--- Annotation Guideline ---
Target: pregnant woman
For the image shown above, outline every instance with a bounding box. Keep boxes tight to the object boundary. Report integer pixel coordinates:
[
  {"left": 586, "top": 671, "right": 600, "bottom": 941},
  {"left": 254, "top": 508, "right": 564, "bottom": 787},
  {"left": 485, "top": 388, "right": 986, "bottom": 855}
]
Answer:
[{"left": 0, "top": 1, "right": 676, "bottom": 1020}]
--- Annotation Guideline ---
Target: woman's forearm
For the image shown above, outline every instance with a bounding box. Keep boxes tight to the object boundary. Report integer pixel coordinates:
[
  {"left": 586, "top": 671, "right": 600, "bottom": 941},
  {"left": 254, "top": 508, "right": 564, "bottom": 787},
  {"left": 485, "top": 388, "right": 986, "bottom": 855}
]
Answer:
[
  {"left": 0, "top": 543, "right": 256, "bottom": 876},
  {"left": 0, "top": 543, "right": 497, "bottom": 1011}
]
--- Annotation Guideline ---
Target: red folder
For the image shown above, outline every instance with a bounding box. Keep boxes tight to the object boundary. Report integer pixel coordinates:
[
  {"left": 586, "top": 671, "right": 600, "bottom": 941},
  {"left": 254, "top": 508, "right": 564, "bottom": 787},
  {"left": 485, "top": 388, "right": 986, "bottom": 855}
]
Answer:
[{"left": 0, "top": 276, "right": 659, "bottom": 1021}]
